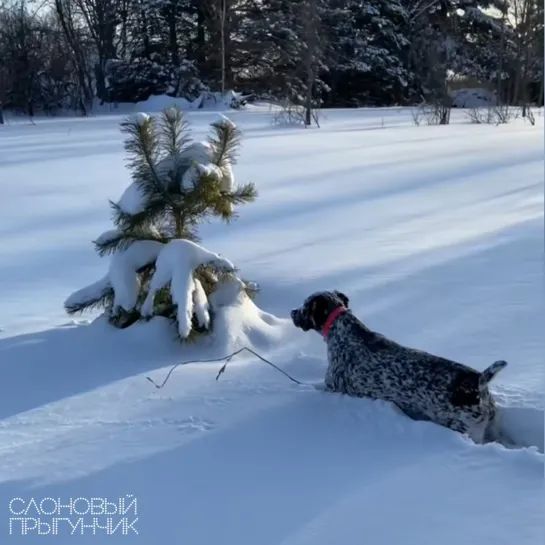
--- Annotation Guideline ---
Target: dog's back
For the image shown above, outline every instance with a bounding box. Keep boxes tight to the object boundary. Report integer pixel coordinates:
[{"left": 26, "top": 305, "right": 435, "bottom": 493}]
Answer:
[{"left": 325, "top": 311, "right": 506, "bottom": 441}]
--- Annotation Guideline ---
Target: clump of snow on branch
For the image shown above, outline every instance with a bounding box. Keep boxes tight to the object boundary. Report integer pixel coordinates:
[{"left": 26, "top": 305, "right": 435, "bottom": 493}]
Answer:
[
  {"left": 181, "top": 162, "right": 223, "bottom": 191},
  {"left": 117, "top": 181, "right": 147, "bottom": 215},
  {"left": 64, "top": 240, "right": 163, "bottom": 314},
  {"left": 192, "top": 278, "right": 210, "bottom": 329},
  {"left": 65, "top": 275, "right": 112, "bottom": 312},
  {"left": 175, "top": 134, "right": 236, "bottom": 193},
  {"left": 109, "top": 240, "right": 164, "bottom": 312},
  {"left": 140, "top": 239, "right": 236, "bottom": 338},
  {"left": 94, "top": 229, "right": 122, "bottom": 246},
  {"left": 179, "top": 141, "right": 213, "bottom": 164},
  {"left": 218, "top": 113, "right": 237, "bottom": 129},
  {"left": 116, "top": 114, "right": 237, "bottom": 208},
  {"left": 130, "top": 112, "right": 150, "bottom": 126},
  {"left": 219, "top": 162, "right": 235, "bottom": 193}
]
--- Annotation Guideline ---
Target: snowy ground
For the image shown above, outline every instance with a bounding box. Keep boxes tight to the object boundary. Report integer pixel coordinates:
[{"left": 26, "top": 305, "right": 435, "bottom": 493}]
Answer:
[{"left": 0, "top": 106, "right": 543, "bottom": 544}]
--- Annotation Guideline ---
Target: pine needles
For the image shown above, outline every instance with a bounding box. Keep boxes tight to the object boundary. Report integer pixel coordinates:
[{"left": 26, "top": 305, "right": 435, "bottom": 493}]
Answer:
[{"left": 208, "top": 115, "right": 242, "bottom": 167}]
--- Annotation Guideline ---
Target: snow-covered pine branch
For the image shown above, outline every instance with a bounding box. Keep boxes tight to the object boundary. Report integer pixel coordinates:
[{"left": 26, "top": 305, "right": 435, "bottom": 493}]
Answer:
[
  {"left": 140, "top": 239, "right": 236, "bottom": 339},
  {"left": 109, "top": 240, "right": 165, "bottom": 313},
  {"left": 65, "top": 275, "right": 113, "bottom": 315},
  {"left": 65, "top": 239, "right": 164, "bottom": 317}
]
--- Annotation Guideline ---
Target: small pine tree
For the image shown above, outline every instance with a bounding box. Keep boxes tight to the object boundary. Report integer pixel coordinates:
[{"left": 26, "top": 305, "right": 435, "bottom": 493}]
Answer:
[{"left": 65, "top": 106, "right": 258, "bottom": 340}]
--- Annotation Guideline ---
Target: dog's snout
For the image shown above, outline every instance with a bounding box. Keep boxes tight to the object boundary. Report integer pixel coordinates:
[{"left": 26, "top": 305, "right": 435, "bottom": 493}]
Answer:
[{"left": 291, "top": 308, "right": 302, "bottom": 327}]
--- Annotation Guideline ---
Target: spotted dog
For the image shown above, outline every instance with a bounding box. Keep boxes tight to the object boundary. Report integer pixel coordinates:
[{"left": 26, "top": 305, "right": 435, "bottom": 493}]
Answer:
[{"left": 290, "top": 290, "right": 507, "bottom": 444}]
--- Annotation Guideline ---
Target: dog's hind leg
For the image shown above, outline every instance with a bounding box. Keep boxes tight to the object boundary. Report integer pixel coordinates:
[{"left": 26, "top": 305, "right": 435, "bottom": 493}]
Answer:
[
  {"left": 483, "top": 409, "right": 518, "bottom": 448},
  {"left": 395, "top": 403, "right": 431, "bottom": 423}
]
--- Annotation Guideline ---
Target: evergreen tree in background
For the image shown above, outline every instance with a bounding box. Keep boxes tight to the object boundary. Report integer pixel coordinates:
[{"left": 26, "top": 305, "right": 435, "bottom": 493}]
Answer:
[
  {"left": 0, "top": 0, "right": 542, "bottom": 114},
  {"left": 322, "top": 0, "right": 411, "bottom": 107},
  {"left": 65, "top": 106, "right": 258, "bottom": 340}
]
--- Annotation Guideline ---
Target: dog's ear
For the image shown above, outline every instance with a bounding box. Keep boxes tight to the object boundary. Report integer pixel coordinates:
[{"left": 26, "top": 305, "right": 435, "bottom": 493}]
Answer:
[
  {"left": 308, "top": 294, "right": 331, "bottom": 330},
  {"left": 334, "top": 291, "right": 349, "bottom": 308}
]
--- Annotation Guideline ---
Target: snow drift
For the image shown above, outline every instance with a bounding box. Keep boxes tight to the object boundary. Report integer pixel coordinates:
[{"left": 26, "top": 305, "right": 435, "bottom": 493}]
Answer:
[{"left": 0, "top": 107, "right": 542, "bottom": 545}]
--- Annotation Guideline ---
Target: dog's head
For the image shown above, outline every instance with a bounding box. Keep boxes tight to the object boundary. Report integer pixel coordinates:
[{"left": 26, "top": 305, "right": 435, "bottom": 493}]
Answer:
[{"left": 290, "top": 290, "right": 349, "bottom": 333}]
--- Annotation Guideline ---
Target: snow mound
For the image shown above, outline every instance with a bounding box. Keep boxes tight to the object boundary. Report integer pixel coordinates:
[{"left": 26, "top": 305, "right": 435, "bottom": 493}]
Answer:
[
  {"left": 494, "top": 385, "right": 544, "bottom": 453},
  {"left": 499, "top": 406, "right": 544, "bottom": 453},
  {"left": 2, "top": 106, "right": 543, "bottom": 544},
  {"left": 94, "top": 91, "right": 250, "bottom": 116},
  {"left": 206, "top": 278, "right": 289, "bottom": 354},
  {"left": 140, "top": 279, "right": 287, "bottom": 357}
]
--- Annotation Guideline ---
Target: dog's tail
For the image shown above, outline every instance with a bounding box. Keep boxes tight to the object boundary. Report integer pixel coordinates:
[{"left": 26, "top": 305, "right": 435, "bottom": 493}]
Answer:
[{"left": 479, "top": 360, "right": 508, "bottom": 389}]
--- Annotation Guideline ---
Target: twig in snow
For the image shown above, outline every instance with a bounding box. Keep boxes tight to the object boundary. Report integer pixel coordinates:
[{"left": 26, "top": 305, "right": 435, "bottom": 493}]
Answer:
[{"left": 146, "top": 346, "right": 308, "bottom": 389}]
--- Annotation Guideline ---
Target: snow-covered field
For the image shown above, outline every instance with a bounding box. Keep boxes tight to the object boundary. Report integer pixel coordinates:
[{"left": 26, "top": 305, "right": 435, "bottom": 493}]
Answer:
[{"left": 0, "top": 106, "right": 543, "bottom": 544}]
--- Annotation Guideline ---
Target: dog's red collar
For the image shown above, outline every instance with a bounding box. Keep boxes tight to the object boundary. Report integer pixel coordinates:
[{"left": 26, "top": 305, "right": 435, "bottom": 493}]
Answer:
[{"left": 322, "top": 306, "right": 347, "bottom": 340}]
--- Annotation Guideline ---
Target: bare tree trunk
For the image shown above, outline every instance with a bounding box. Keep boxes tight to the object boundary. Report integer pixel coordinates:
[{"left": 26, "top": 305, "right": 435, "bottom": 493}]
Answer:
[
  {"left": 196, "top": 3, "right": 206, "bottom": 73},
  {"left": 511, "top": 0, "right": 533, "bottom": 107},
  {"left": 496, "top": 6, "right": 507, "bottom": 105},
  {"left": 75, "top": 0, "right": 119, "bottom": 102},
  {"left": 521, "top": 50, "right": 532, "bottom": 116},
  {"left": 54, "top": 0, "right": 93, "bottom": 114},
  {"left": 220, "top": 0, "right": 226, "bottom": 93},
  {"left": 118, "top": 0, "right": 129, "bottom": 58},
  {"left": 168, "top": 9, "right": 179, "bottom": 67},
  {"left": 303, "top": 0, "right": 318, "bottom": 126},
  {"left": 521, "top": 0, "right": 534, "bottom": 116},
  {"left": 204, "top": 0, "right": 230, "bottom": 92}
]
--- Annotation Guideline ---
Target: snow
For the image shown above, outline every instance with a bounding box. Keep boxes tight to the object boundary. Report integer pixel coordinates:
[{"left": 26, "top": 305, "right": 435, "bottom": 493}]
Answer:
[
  {"left": 67, "top": 239, "right": 166, "bottom": 315},
  {"left": 108, "top": 240, "right": 164, "bottom": 312},
  {"left": 196, "top": 162, "right": 223, "bottom": 181},
  {"left": 451, "top": 88, "right": 497, "bottom": 108},
  {"left": 0, "top": 107, "right": 543, "bottom": 544},
  {"left": 178, "top": 140, "right": 231, "bottom": 191},
  {"left": 116, "top": 181, "right": 147, "bottom": 215},
  {"left": 218, "top": 112, "right": 238, "bottom": 129},
  {"left": 94, "top": 229, "right": 121, "bottom": 246},
  {"left": 220, "top": 161, "right": 236, "bottom": 192},
  {"left": 179, "top": 140, "right": 214, "bottom": 164},
  {"left": 87, "top": 91, "right": 247, "bottom": 117},
  {"left": 140, "top": 239, "right": 236, "bottom": 338},
  {"left": 129, "top": 112, "right": 150, "bottom": 126},
  {"left": 192, "top": 278, "right": 210, "bottom": 329},
  {"left": 64, "top": 274, "right": 111, "bottom": 312}
]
